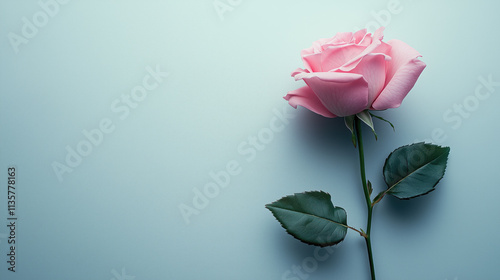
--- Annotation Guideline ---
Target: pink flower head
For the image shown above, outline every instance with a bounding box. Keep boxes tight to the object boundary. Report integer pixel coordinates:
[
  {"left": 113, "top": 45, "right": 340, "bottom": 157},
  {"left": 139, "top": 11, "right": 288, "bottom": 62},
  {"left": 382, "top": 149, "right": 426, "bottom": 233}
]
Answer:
[{"left": 284, "top": 28, "right": 426, "bottom": 117}]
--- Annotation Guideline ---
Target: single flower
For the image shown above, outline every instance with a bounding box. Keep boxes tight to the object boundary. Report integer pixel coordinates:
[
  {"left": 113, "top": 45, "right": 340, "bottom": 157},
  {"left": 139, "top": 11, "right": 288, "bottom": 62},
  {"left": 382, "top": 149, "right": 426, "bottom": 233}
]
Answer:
[{"left": 284, "top": 27, "right": 426, "bottom": 117}]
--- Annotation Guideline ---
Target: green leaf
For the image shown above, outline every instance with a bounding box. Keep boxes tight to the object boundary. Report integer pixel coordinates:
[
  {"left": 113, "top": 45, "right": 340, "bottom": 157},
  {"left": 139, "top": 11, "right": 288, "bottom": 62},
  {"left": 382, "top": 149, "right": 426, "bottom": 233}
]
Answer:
[
  {"left": 356, "top": 110, "right": 377, "bottom": 140},
  {"left": 383, "top": 142, "right": 450, "bottom": 199},
  {"left": 370, "top": 113, "right": 395, "bottom": 131},
  {"left": 265, "top": 191, "right": 348, "bottom": 247},
  {"left": 344, "top": 115, "right": 356, "bottom": 147},
  {"left": 367, "top": 180, "right": 373, "bottom": 196}
]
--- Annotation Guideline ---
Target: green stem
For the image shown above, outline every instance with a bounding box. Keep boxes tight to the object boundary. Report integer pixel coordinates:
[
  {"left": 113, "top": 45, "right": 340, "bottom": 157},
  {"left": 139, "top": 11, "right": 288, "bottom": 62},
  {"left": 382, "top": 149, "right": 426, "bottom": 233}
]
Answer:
[{"left": 355, "top": 117, "right": 376, "bottom": 280}]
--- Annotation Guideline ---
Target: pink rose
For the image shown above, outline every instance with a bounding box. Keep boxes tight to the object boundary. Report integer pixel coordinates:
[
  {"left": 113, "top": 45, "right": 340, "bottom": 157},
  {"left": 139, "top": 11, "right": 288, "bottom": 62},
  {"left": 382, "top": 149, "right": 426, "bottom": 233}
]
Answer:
[{"left": 284, "top": 27, "right": 426, "bottom": 117}]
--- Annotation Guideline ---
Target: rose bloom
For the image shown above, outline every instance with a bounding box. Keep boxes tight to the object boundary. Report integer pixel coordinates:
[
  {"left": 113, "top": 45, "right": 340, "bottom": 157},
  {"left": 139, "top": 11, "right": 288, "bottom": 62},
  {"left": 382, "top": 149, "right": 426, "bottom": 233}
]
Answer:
[{"left": 284, "top": 27, "right": 426, "bottom": 117}]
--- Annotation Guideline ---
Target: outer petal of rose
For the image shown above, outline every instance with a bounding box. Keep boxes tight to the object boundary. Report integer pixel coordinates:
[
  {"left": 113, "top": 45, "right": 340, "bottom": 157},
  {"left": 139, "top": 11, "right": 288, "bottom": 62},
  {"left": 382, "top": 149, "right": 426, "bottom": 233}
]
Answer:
[
  {"left": 302, "top": 39, "right": 326, "bottom": 56},
  {"left": 302, "top": 52, "right": 323, "bottom": 72},
  {"left": 295, "top": 72, "right": 369, "bottom": 117},
  {"left": 284, "top": 86, "right": 336, "bottom": 118},
  {"left": 371, "top": 57, "right": 426, "bottom": 110},
  {"left": 384, "top": 39, "right": 422, "bottom": 83},
  {"left": 291, "top": 68, "right": 309, "bottom": 79},
  {"left": 301, "top": 46, "right": 314, "bottom": 57},
  {"left": 317, "top": 37, "right": 336, "bottom": 51},
  {"left": 349, "top": 53, "right": 390, "bottom": 107}
]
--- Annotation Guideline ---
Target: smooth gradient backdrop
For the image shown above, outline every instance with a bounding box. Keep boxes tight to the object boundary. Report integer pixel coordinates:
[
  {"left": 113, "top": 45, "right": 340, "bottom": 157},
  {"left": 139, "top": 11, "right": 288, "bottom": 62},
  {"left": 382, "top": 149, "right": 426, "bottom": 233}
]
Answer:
[{"left": 0, "top": 1, "right": 498, "bottom": 279}]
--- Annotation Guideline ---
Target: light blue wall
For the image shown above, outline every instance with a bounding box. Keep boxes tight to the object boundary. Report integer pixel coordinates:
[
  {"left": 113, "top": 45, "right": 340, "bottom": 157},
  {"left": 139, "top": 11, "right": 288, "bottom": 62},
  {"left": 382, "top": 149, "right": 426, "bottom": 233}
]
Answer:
[{"left": 0, "top": 1, "right": 498, "bottom": 279}]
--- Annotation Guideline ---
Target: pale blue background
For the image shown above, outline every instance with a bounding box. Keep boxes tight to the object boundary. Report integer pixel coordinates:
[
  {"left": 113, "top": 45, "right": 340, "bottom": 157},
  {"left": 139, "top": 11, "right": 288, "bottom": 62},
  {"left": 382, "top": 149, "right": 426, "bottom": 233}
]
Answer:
[{"left": 0, "top": 1, "right": 498, "bottom": 279}]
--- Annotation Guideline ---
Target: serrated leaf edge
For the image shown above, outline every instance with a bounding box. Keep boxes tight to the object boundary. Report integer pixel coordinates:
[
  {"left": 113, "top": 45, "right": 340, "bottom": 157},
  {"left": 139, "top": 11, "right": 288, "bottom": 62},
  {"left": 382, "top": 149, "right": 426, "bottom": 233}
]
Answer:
[
  {"left": 265, "top": 191, "right": 348, "bottom": 247},
  {"left": 384, "top": 142, "right": 450, "bottom": 200}
]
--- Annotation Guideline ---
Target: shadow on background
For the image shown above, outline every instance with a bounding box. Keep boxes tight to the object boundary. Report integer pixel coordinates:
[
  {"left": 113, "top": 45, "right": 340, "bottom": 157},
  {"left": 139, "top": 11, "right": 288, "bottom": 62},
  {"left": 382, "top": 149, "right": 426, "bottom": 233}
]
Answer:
[
  {"left": 276, "top": 106, "right": 447, "bottom": 270},
  {"left": 273, "top": 108, "right": 374, "bottom": 277},
  {"left": 293, "top": 108, "right": 353, "bottom": 154},
  {"left": 292, "top": 108, "right": 393, "bottom": 162},
  {"left": 272, "top": 227, "right": 352, "bottom": 276},
  {"left": 379, "top": 183, "right": 444, "bottom": 227}
]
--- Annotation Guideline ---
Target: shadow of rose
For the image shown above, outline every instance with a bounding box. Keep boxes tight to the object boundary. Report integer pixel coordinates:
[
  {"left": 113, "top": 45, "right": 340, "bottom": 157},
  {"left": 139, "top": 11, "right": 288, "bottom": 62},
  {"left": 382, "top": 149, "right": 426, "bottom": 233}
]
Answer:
[{"left": 293, "top": 108, "right": 355, "bottom": 158}]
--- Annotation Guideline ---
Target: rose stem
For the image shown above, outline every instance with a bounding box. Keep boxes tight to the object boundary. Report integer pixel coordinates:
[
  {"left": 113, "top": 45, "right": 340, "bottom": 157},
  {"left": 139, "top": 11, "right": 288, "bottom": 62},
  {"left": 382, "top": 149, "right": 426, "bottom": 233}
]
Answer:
[{"left": 355, "top": 117, "right": 376, "bottom": 280}]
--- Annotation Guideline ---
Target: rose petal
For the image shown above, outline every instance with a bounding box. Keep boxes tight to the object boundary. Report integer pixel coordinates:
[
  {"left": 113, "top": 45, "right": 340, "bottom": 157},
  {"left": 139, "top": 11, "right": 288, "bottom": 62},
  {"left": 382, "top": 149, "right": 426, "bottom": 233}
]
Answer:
[
  {"left": 332, "top": 32, "right": 353, "bottom": 44},
  {"left": 353, "top": 29, "right": 368, "bottom": 44},
  {"left": 339, "top": 27, "right": 388, "bottom": 72},
  {"left": 291, "top": 68, "right": 309, "bottom": 79},
  {"left": 349, "top": 53, "right": 390, "bottom": 107},
  {"left": 384, "top": 39, "right": 422, "bottom": 83},
  {"left": 302, "top": 52, "right": 323, "bottom": 72},
  {"left": 302, "top": 37, "right": 339, "bottom": 56},
  {"left": 306, "top": 38, "right": 331, "bottom": 55},
  {"left": 359, "top": 32, "right": 373, "bottom": 46},
  {"left": 339, "top": 41, "right": 381, "bottom": 71},
  {"left": 284, "top": 86, "right": 336, "bottom": 118},
  {"left": 372, "top": 27, "right": 385, "bottom": 41},
  {"left": 320, "top": 44, "right": 366, "bottom": 71},
  {"left": 295, "top": 72, "right": 369, "bottom": 117},
  {"left": 371, "top": 57, "right": 426, "bottom": 110},
  {"left": 370, "top": 39, "right": 426, "bottom": 110}
]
